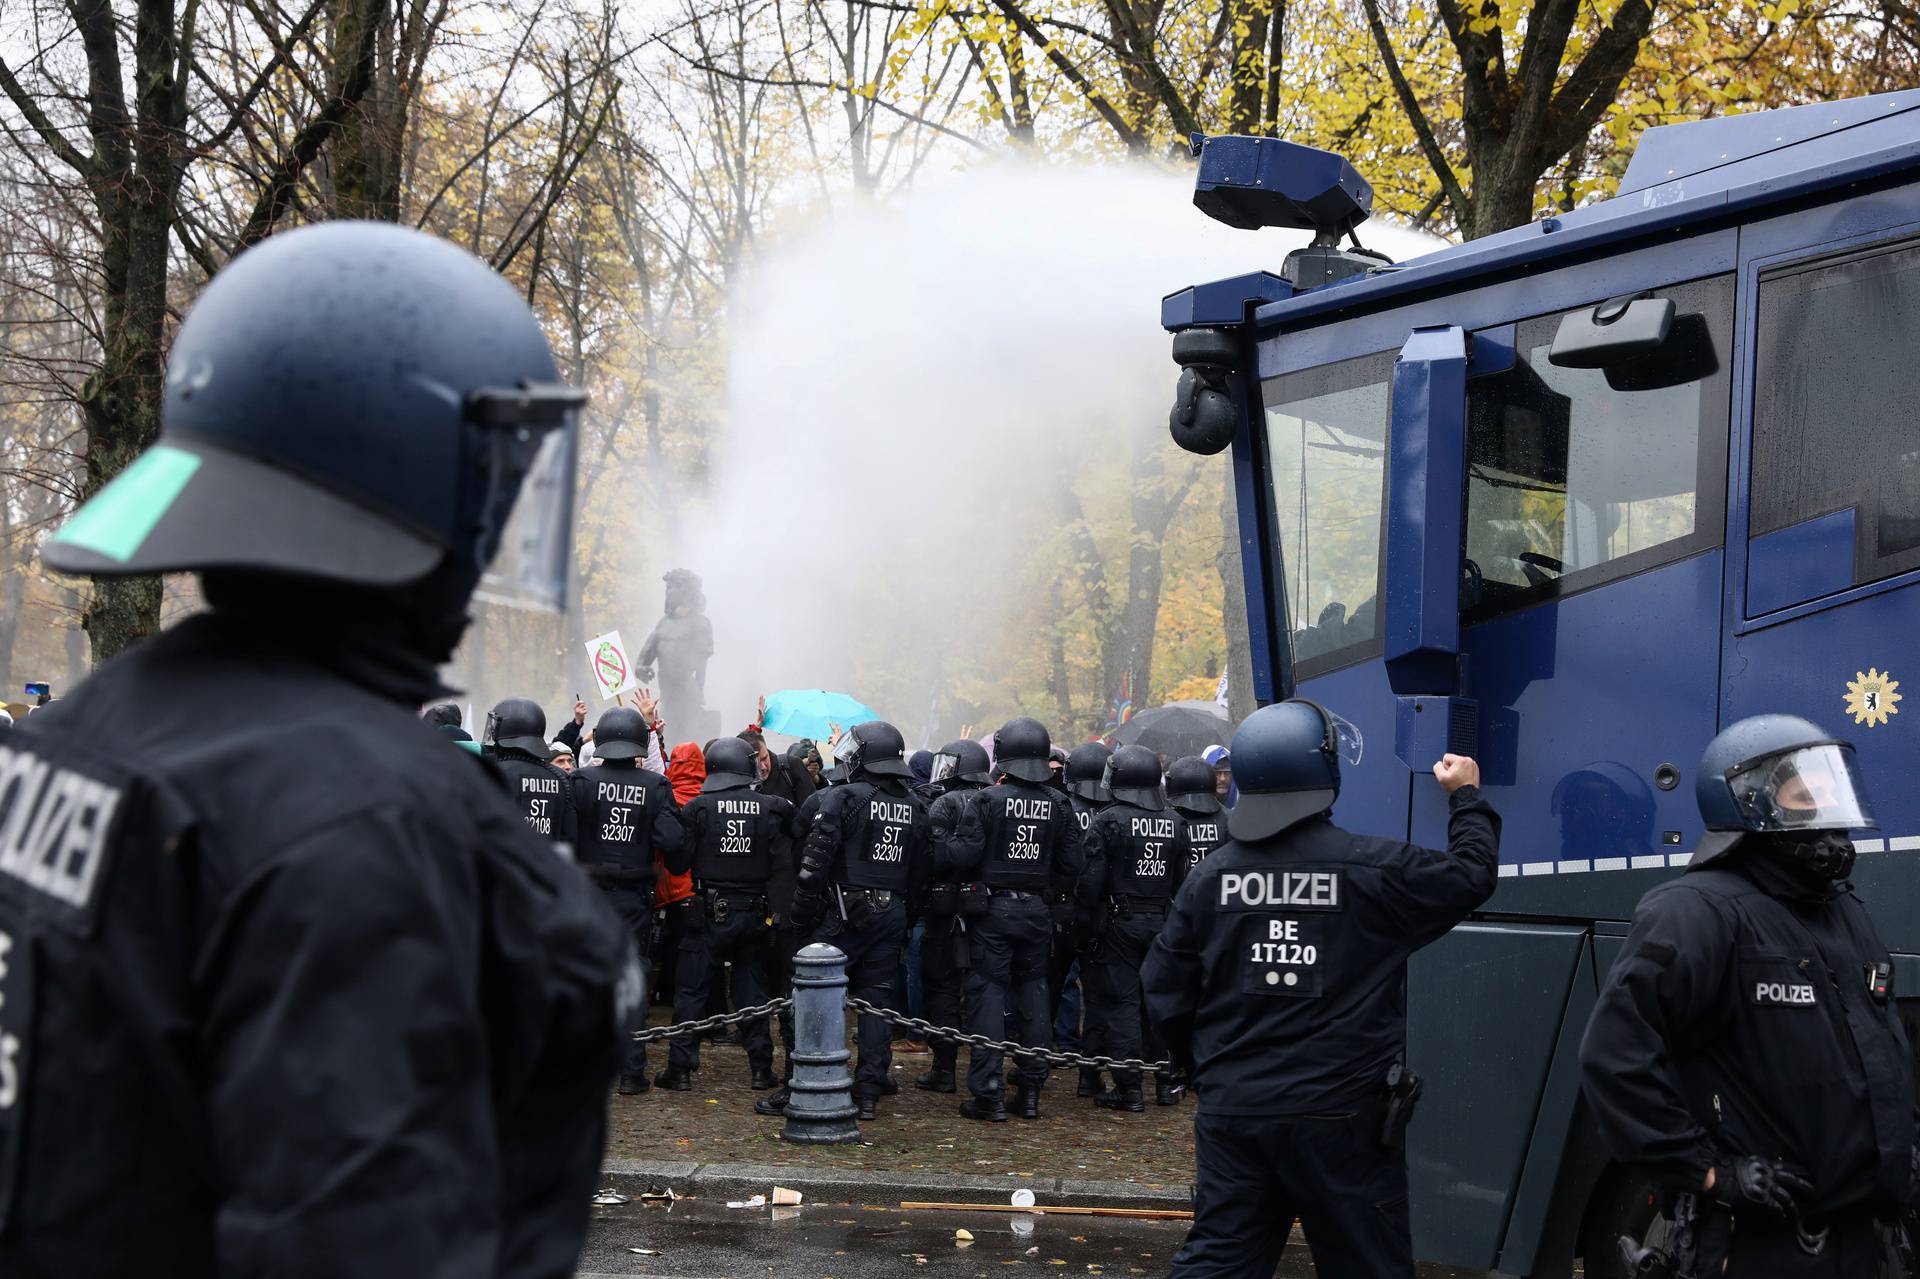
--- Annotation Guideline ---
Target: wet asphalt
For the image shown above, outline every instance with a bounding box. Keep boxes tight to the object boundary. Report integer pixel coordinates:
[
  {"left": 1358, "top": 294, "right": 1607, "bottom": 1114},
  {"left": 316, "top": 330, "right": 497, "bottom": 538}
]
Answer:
[{"left": 576, "top": 1197, "right": 1198, "bottom": 1278}]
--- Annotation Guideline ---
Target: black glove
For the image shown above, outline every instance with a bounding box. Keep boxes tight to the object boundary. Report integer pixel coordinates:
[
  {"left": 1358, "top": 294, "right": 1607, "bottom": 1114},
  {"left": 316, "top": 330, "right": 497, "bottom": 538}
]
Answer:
[
  {"left": 1712, "top": 1155, "right": 1813, "bottom": 1216},
  {"left": 790, "top": 889, "right": 824, "bottom": 932}
]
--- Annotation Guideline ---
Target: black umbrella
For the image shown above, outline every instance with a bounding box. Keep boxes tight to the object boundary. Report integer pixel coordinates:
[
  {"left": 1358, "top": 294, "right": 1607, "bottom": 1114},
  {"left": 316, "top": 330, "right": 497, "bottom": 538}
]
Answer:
[{"left": 1113, "top": 700, "right": 1230, "bottom": 759}]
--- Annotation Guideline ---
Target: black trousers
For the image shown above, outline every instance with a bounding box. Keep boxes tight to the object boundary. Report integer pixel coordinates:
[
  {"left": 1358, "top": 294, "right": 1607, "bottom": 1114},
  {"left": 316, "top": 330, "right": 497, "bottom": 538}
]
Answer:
[
  {"left": 964, "top": 893, "right": 1052, "bottom": 1099},
  {"left": 771, "top": 924, "right": 802, "bottom": 1080},
  {"left": 1696, "top": 1212, "right": 1882, "bottom": 1279},
  {"left": 603, "top": 885, "right": 654, "bottom": 1079},
  {"left": 808, "top": 895, "right": 907, "bottom": 1100},
  {"left": 668, "top": 895, "right": 774, "bottom": 1073},
  {"left": 1171, "top": 1107, "right": 1412, "bottom": 1279},
  {"left": 921, "top": 913, "right": 964, "bottom": 1075},
  {"left": 1098, "top": 910, "right": 1166, "bottom": 1086}
]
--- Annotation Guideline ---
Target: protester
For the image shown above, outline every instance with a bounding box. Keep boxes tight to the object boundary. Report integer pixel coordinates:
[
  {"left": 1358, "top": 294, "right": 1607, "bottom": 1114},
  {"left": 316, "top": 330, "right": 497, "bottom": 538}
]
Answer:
[{"left": 549, "top": 741, "right": 575, "bottom": 773}]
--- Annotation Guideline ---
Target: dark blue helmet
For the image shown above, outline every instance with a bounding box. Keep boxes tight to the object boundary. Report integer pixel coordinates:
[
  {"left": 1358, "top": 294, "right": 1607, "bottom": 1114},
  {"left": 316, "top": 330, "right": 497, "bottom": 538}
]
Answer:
[
  {"left": 593, "top": 707, "right": 650, "bottom": 762},
  {"left": 930, "top": 739, "right": 992, "bottom": 787},
  {"left": 1064, "top": 742, "right": 1112, "bottom": 802},
  {"left": 1226, "top": 700, "right": 1351, "bottom": 841},
  {"left": 1696, "top": 714, "right": 1873, "bottom": 834},
  {"left": 44, "top": 222, "right": 582, "bottom": 610},
  {"left": 1102, "top": 745, "right": 1165, "bottom": 810},
  {"left": 703, "top": 736, "right": 757, "bottom": 792},
  {"left": 486, "top": 697, "right": 549, "bottom": 757},
  {"left": 992, "top": 717, "right": 1053, "bottom": 784},
  {"left": 842, "top": 720, "right": 912, "bottom": 781},
  {"left": 1165, "top": 755, "right": 1222, "bottom": 815}
]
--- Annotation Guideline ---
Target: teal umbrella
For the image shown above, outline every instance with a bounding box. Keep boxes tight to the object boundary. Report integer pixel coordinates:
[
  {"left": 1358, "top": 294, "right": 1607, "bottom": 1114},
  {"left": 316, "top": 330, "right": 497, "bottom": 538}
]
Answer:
[{"left": 762, "top": 689, "right": 879, "bottom": 740}]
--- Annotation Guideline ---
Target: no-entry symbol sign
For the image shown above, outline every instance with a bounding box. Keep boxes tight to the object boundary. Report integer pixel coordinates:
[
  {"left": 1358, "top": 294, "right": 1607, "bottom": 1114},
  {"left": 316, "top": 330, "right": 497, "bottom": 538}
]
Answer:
[{"left": 584, "top": 629, "right": 638, "bottom": 701}]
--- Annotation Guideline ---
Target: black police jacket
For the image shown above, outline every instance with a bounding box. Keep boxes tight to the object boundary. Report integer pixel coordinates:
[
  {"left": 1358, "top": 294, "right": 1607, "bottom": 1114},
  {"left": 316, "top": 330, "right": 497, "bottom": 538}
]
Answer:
[
  {"left": 495, "top": 748, "right": 577, "bottom": 846},
  {"left": 924, "top": 781, "right": 986, "bottom": 896},
  {"left": 1076, "top": 801, "right": 1192, "bottom": 924},
  {"left": 672, "top": 788, "right": 794, "bottom": 891},
  {"left": 570, "top": 761, "right": 683, "bottom": 890},
  {"left": 944, "top": 779, "right": 1083, "bottom": 894},
  {"left": 1579, "top": 845, "right": 1916, "bottom": 1216},
  {"left": 0, "top": 612, "right": 630, "bottom": 1278},
  {"left": 1141, "top": 786, "right": 1499, "bottom": 1116},
  {"left": 1068, "top": 795, "right": 1104, "bottom": 833},
  {"left": 797, "top": 778, "right": 930, "bottom": 898},
  {"left": 1177, "top": 810, "right": 1226, "bottom": 872}
]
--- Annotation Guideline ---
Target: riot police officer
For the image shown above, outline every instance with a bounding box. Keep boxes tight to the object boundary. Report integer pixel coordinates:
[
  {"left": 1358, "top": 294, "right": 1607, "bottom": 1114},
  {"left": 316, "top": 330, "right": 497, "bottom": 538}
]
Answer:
[
  {"left": 915, "top": 738, "right": 994, "bottom": 1094},
  {"left": 661, "top": 737, "right": 790, "bottom": 1091},
  {"left": 7, "top": 222, "right": 631, "bottom": 1276},
  {"left": 1062, "top": 741, "right": 1113, "bottom": 1097},
  {"left": 1167, "top": 755, "right": 1226, "bottom": 871},
  {"left": 1141, "top": 700, "right": 1496, "bottom": 1277},
  {"left": 936, "top": 718, "right": 1082, "bottom": 1120},
  {"left": 1580, "top": 715, "right": 1915, "bottom": 1279},
  {"left": 790, "top": 720, "right": 931, "bottom": 1120},
  {"left": 489, "top": 696, "right": 577, "bottom": 847},
  {"left": 571, "top": 706, "right": 683, "bottom": 1093},
  {"left": 1078, "top": 745, "right": 1190, "bottom": 1111}
]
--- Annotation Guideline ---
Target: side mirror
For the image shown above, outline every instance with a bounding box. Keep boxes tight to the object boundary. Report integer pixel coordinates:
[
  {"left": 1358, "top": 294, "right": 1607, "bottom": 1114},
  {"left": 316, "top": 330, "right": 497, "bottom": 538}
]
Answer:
[{"left": 1547, "top": 295, "right": 1674, "bottom": 369}]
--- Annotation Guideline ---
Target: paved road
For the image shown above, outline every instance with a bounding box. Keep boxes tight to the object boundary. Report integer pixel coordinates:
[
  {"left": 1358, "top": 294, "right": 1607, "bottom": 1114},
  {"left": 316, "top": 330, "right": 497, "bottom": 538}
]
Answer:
[{"left": 577, "top": 1197, "right": 1195, "bottom": 1278}]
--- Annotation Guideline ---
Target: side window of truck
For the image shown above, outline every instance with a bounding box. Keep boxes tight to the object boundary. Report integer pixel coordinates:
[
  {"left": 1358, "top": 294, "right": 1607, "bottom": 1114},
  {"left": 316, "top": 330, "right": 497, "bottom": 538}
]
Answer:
[
  {"left": 1462, "top": 274, "right": 1734, "bottom": 621},
  {"left": 1262, "top": 350, "right": 1395, "bottom": 675},
  {"left": 1751, "top": 239, "right": 1920, "bottom": 597}
]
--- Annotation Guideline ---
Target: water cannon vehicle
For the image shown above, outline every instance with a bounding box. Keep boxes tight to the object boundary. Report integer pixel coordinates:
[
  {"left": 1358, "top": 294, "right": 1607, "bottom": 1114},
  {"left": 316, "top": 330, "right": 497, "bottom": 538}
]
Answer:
[{"left": 1165, "top": 93, "right": 1920, "bottom": 1277}]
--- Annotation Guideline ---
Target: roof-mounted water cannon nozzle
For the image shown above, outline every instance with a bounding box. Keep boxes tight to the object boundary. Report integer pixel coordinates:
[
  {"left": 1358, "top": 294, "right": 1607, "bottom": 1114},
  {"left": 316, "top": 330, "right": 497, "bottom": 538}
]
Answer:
[{"left": 1190, "top": 135, "right": 1393, "bottom": 288}]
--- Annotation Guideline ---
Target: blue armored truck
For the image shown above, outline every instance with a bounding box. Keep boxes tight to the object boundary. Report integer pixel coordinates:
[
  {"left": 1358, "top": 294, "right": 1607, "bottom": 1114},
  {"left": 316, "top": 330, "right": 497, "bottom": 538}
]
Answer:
[{"left": 1163, "top": 92, "right": 1920, "bottom": 1277}]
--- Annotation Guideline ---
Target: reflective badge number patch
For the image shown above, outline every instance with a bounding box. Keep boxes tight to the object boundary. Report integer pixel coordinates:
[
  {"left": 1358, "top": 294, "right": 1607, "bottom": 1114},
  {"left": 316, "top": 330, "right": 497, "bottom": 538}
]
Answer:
[
  {"left": 1239, "top": 914, "right": 1324, "bottom": 998},
  {"left": 0, "top": 925, "right": 34, "bottom": 1230}
]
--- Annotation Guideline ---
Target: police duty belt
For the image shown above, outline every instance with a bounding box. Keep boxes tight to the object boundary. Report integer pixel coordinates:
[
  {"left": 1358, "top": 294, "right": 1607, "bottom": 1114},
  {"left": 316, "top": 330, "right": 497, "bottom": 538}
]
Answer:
[{"left": 846, "top": 998, "right": 1174, "bottom": 1075}]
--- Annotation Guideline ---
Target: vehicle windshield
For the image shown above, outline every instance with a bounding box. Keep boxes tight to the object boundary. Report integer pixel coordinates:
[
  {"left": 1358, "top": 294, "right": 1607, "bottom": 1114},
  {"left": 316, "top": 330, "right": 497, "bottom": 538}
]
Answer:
[{"left": 1261, "top": 351, "right": 1393, "bottom": 675}]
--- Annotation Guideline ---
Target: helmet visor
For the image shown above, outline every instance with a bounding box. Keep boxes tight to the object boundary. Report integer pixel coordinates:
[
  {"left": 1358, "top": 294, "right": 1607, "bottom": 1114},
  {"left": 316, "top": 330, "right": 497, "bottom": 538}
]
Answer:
[
  {"left": 475, "top": 417, "right": 577, "bottom": 614},
  {"left": 833, "top": 733, "right": 862, "bottom": 765},
  {"left": 1728, "top": 743, "right": 1876, "bottom": 832},
  {"left": 1325, "top": 706, "right": 1364, "bottom": 768},
  {"left": 928, "top": 752, "right": 959, "bottom": 785}
]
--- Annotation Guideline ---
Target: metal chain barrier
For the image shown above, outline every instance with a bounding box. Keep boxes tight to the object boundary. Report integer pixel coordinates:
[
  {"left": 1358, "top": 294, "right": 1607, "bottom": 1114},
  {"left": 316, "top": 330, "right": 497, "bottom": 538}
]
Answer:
[
  {"left": 846, "top": 997, "right": 1173, "bottom": 1075},
  {"left": 631, "top": 997, "right": 792, "bottom": 1045}
]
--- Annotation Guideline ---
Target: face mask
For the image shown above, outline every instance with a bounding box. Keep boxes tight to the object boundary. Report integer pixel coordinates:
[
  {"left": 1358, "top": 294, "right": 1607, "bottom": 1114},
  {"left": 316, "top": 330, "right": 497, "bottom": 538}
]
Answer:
[{"left": 1780, "top": 830, "right": 1856, "bottom": 881}]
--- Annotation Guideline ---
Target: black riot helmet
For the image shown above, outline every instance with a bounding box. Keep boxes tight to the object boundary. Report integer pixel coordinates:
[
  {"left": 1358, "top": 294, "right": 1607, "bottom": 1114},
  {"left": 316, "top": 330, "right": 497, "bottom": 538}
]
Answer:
[
  {"left": 1064, "top": 743, "right": 1112, "bottom": 802},
  {"left": 1690, "top": 713, "right": 1875, "bottom": 876},
  {"left": 841, "top": 720, "right": 913, "bottom": 781},
  {"left": 1165, "top": 754, "right": 1222, "bottom": 816},
  {"left": 929, "top": 739, "right": 992, "bottom": 787},
  {"left": 44, "top": 222, "right": 582, "bottom": 612},
  {"left": 486, "top": 697, "right": 549, "bottom": 756},
  {"left": 1227, "top": 699, "right": 1363, "bottom": 841},
  {"left": 1103, "top": 745, "right": 1165, "bottom": 809},
  {"left": 704, "top": 736, "right": 758, "bottom": 792},
  {"left": 992, "top": 717, "right": 1053, "bottom": 784},
  {"left": 593, "top": 707, "right": 650, "bottom": 762}
]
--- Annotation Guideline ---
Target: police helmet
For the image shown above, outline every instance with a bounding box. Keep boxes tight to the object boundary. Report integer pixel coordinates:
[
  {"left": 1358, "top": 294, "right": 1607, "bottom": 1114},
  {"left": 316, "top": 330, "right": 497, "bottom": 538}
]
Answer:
[
  {"left": 1102, "top": 745, "right": 1165, "bottom": 810},
  {"left": 486, "top": 697, "right": 549, "bottom": 756},
  {"left": 704, "top": 736, "right": 757, "bottom": 792},
  {"left": 992, "top": 717, "right": 1053, "bottom": 784},
  {"left": 1063, "top": 743, "right": 1112, "bottom": 802},
  {"left": 44, "top": 223, "right": 582, "bottom": 612},
  {"left": 1226, "top": 699, "right": 1362, "bottom": 841},
  {"left": 1165, "top": 754, "right": 1222, "bottom": 815},
  {"left": 1697, "top": 714, "right": 1874, "bottom": 835},
  {"left": 841, "top": 720, "right": 913, "bottom": 780},
  {"left": 594, "top": 707, "right": 650, "bottom": 761},
  {"left": 929, "top": 739, "right": 992, "bottom": 787}
]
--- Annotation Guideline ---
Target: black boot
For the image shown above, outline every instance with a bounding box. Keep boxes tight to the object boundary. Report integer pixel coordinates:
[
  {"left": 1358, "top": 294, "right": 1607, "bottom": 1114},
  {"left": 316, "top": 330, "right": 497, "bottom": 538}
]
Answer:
[
  {"left": 879, "top": 1075, "right": 900, "bottom": 1096},
  {"left": 857, "top": 1096, "right": 879, "bottom": 1121},
  {"left": 653, "top": 1066, "right": 692, "bottom": 1092},
  {"left": 1156, "top": 1074, "right": 1187, "bottom": 1106},
  {"left": 1077, "top": 1068, "right": 1103, "bottom": 1098},
  {"left": 1095, "top": 1081, "right": 1146, "bottom": 1113},
  {"left": 618, "top": 1073, "right": 650, "bottom": 1095},
  {"left": 915, "top": 1068, "right": 957, "bottom": 1093},
  {"left": 750, "top": 1066, "right": 779, "bottom": 1090},
  {"left": 753, "top": 1086, "right": 789, "bottom": 1115},
  {"left": 959, "top": 1096, "right": 1009, "bottom": 1122},
  {"left": 1011, "top": 1082, "right": 1041, "bottom": 1120}
]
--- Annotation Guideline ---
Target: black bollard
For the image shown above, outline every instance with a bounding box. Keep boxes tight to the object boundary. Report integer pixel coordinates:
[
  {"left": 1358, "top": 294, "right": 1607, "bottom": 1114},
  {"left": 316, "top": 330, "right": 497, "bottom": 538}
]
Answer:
[{"left": 781, "top": 942, "right": 861, "bottom": 1144}]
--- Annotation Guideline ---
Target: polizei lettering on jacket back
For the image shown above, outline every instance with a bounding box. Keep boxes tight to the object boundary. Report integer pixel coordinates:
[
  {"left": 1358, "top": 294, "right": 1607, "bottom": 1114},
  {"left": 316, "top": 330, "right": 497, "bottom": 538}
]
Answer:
[
  {"left": 0, "top": 741, "right": 123, "bottom": 913},
  {"left": 1218, "top": 869, "right": 1342, "bottom": 911},
  {"left": 1005, "top": 795, "right": 1055, "bottom": 861},
  {"left": 521, "top": 772, "right": 563, "bottom": 835},
  {"left": 868, "top": 799, "right": 912, "bottom": 862},
  {"left": 595, "top": 778, "right": 647, "bottom": 843}
]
